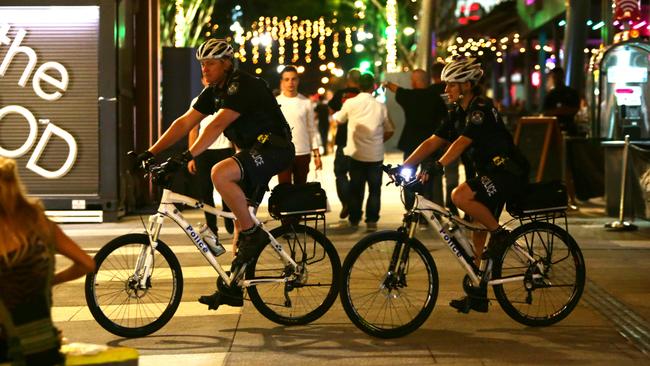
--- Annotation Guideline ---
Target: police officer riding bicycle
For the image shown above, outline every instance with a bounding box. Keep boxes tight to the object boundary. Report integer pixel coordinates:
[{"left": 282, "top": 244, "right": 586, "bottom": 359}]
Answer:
[
  {"left": 401, "top": 57, "right": 529, "bottom": 313},
  {"left": 136, "top": 38, "right": 295, "bottom": 310}
]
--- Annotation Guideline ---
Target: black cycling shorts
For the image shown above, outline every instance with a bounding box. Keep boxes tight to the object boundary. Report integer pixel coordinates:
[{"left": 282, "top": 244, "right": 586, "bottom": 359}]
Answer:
[
  {"left": 232, "top": 142, "right": 295, "bottom": 206},
  {"left": 466, "top": 170, "right": 525, "bottom": 217}
]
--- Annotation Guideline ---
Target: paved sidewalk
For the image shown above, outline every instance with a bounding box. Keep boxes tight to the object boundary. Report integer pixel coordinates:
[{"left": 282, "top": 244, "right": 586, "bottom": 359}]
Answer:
[{"left": 53, "top": 152, "right": 650, "bottom": 365}]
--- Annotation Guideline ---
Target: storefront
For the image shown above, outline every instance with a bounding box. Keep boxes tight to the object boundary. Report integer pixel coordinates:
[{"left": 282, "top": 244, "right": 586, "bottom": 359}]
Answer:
[{"left": 0, "top": 2, "right": 124, "bottom": 222}]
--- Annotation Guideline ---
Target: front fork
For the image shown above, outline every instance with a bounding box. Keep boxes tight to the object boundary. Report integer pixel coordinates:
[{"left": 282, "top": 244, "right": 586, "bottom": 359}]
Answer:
[
  {"left": 382, "top": 214, "right": 419, "bottom": 290},
  {"left": 132, "top": 214, "right": 164, "bottom": 289}
]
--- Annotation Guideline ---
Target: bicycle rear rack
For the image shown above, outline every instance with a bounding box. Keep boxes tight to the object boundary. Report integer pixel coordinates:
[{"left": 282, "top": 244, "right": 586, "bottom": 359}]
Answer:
[
  {"left": 513, "top": 210, "right": 569, "bottom": 232},
  {"left": 278, "top": 212, "right": 327, "bottom": 235}
]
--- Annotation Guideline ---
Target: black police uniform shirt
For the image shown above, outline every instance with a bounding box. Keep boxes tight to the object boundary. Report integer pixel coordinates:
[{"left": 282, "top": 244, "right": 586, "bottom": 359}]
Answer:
[
  {"left": 193, "top": 70, "right": 290, "bottom": 149},
  {"left": 434, "top": 96, "right": 515, "bottom": 173}
]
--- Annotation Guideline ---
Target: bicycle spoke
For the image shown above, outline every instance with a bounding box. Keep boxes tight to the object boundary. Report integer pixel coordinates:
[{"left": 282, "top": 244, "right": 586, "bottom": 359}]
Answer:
[
  {"left": 342, "top": 234, "right": 437, "bottom": 337},
  {"left": 493, "top": 222, "right": 584, "bottom": 326},
  {"left": 86, "top": 235, "right": 183, "bottom": 337}
]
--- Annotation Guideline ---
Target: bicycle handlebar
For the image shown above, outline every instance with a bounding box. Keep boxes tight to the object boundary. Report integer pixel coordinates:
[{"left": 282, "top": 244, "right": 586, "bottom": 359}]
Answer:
[
  {"left": 127, "top": 151, "right": 176, "bottom": 189},
  {"left": 383, "top": 164, "right": 423, "bottom": 192}
]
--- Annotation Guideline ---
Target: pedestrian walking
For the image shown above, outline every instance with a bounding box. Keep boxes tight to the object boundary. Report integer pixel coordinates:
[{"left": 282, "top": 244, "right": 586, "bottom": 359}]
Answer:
[
  {"left": 333, "top": 73, "right": 395, "bottom": 231},
  {"left": 329, "top": 68, "right": 361, "bottom": 219}
]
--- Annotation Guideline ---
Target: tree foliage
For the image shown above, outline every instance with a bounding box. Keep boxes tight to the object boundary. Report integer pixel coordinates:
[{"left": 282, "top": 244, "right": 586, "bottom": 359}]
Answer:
[{"left": 160, "top": 0, "right": 217, "bottom": 47}]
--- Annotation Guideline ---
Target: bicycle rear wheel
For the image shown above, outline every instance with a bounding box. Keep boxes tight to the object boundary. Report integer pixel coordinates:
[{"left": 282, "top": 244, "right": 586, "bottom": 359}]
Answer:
[
  {"left": 340, "top": 230, "right": 438, "bottom": 338},
  {"left": 85, "top": 234, "right": 183, "bottom": 337},
  {"left": 492, "top": 222, "right": 585, "bottom": 326},
  {"left": 246, "top": 224, "right": 340, "bottom": 325}
]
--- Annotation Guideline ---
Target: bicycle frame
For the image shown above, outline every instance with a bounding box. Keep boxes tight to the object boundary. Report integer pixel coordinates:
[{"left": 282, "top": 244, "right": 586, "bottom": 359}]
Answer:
[
  {"left": 135, "top": 188, "right": 298, "bottom": 289},
  {"left": 410, "top": 193, "right": 543, "bottom": 288}
]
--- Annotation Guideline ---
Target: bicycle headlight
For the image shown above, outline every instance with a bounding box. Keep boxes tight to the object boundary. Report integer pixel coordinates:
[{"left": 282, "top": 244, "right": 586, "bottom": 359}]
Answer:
[{"left": 400, "top": 167, "right": 414, "bottom": 180}]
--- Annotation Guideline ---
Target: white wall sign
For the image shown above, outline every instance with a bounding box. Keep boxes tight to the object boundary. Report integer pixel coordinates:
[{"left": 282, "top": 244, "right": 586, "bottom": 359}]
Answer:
[{"left": 0, "top": 23, "right": 77, "bottom": 179}]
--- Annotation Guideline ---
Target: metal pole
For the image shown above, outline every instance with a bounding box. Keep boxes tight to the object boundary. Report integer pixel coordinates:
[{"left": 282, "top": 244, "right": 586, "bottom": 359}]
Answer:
[
  {"left": 618, "top": 135, "right": 629, "bottom": 222},
  {"left": 605, "top": 135, "right": 638, "bottom": 231},
  {"left": 415, "top": 0, "right": 432, "bottom": 70},
  {"left": 564, "top": 0, "right": 590, "bottom": 90}
]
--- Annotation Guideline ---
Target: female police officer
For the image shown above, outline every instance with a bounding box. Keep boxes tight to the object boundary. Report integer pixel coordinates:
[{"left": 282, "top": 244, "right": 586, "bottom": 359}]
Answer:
[
  {"left": 137, "top": 39, "right": 294, "bottom": 310},
  {"left": 402, "top": 57, "right": 529, "bottom": 313}
]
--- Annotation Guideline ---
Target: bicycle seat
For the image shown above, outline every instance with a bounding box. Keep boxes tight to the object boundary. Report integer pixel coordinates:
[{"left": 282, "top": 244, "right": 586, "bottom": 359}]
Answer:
[{"left": 506, "top": 180, "right": 568, "bottom": 217}]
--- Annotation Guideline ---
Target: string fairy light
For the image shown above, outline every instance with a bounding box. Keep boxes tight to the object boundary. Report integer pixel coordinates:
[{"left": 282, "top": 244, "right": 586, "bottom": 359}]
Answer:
[
  {"left": 229, "top": 16, "right": 376, "bottom": 66},
  {"left": 386, "top": 0, "right": 398, "bottom": 72}
]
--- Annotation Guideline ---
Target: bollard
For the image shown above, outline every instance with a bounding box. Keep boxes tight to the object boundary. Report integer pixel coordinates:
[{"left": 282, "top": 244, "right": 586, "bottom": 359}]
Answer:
[{"left": 605, "top": 135, "right": 637, "bottom": 231}]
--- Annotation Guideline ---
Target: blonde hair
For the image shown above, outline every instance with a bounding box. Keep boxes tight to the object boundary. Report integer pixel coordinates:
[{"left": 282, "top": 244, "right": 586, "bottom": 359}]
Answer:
[{"left": 0, "top": 157, "right": 49, "bottom": 261}]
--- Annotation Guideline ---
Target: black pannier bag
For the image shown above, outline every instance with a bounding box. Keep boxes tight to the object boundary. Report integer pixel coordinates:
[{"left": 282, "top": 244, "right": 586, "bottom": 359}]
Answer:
[
  {"left": 506, "top": 180, "right": 568, "bottom": 217},
  {"left": 268, "top": 182, "right": 328, "bottom": 219}
]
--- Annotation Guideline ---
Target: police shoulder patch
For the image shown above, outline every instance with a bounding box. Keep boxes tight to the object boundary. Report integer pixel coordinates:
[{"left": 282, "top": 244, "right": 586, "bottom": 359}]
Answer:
[
  {"left": 470, "top": 110, "right": 484, "bottom": 125},
  {"left": 227, "top": 82, "right": 240, "bottom": 95}
]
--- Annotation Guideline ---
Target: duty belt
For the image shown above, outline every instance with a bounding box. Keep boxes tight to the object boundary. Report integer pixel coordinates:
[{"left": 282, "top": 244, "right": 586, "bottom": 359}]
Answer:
[
  {"left": 256, "top": 133, "right": 290, "bottom": 148},
  {"left": 490, "top": 155, "right": 524, "bottom": 176}
]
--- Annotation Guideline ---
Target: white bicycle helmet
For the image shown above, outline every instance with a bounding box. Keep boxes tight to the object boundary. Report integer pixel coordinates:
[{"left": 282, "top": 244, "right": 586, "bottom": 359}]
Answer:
[
  {"left": 441, "top": 57, "right": 483, "bottom": 83},
  {"left": 196, "top": 38, "right": 234, "bottom": 61}
]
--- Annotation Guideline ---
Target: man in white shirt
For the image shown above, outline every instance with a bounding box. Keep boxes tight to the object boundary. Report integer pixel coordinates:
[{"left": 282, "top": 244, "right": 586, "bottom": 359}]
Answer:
[
  {"left": 276, "top": 66, "right": 322, "bottom": 184},
  {"left": 333, "top": 73, "right": 394, "bottom": 231}
]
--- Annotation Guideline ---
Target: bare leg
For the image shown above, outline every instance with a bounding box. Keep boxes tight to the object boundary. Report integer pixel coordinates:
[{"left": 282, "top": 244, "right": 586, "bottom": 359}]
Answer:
[
  {"left": 232, "top": 220, "right": 240, "bottom": 254},
  {"left": 472, "top": 231, "right": 488, "bottom": 266},
  {"left": 452, "top": 183, "right": 499, "bottom": 261},
  {"left": 211, "top": 158, "right": 255, "bottom": 233}
]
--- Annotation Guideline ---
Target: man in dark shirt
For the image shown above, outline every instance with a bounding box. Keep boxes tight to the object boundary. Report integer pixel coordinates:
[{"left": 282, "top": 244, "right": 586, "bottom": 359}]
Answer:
[
  {"left": 136, "top": 39, "right": 294, "bottom": 310},
  {"left": 314, "top": 93, "right": 331, "bottom": 154},
  {"left": 543, "top": 67, "right": 580, "bottom": 136},
  {"left": 329, "top": 68, "right": 361, "bottom": 220},
  {"left": 384, "top": 69, "right": 447, "bottom": 210}
]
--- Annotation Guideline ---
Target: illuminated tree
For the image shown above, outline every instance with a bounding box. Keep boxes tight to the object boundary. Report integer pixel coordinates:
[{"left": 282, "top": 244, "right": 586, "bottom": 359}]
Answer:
[{"left": 160, "top": 0, "right": 217, "bottom": 47}]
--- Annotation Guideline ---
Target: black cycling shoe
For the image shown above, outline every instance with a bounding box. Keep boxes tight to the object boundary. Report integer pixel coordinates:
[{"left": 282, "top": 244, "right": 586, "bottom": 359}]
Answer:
[
  {"left": 449, "top": 296, "right": 489, "bottom": 313},
  {"left": 198, "top": 290, "right": 243, "bottom": 310},
  {"left": 231, "top": 225, "right": 269, "bottom": 269},
  {"left": 481, "top": 229, "right": 511, "bottom": 260},
  {"left": 450, "top": 284, "right": 488, "bottom": 313}
]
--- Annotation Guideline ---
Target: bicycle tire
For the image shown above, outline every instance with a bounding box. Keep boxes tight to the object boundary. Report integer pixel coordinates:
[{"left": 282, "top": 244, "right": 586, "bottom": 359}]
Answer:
[
  {"left": 492, "top": 222, "right": 585, "bottom": 326},
  {"left": 340, "top": 230, "right": 438, "bottom": 338},
  {"left": 246, "top": 224, "right": 341, "bottom": 325},
  {"left": 85, "top": 234, "right": 183, "bottom": 337}
]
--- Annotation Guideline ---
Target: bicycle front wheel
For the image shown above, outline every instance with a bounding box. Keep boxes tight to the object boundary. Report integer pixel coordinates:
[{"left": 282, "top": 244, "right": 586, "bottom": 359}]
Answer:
[
  {"left": 493, "top": 222, "right": 585, "bottom": 326},
  {"left": 246, "top": 224, "right": 341, "bottom": 325},
  {"left": 340, "top": 230, "right": 438, "bottom": 338},
  {"left": 85, "top": 234, "right": 183, "bottom": 337}
]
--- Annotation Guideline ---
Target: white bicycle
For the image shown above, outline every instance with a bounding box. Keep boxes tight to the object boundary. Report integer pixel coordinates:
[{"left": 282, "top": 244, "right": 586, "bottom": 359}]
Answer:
[
  {"left": 339, "top": 165, "right": 585, "bottom": 338},
  {"left": 85, "top": 158, "right": 340, "bottom": 338}
]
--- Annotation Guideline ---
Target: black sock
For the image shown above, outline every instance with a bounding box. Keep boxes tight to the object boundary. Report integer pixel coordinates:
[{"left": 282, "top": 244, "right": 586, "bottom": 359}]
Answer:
[
  {"left": 241, "top": 225, "right": 258, "bottom": 235},
  {"left": 491, "top": 226, "right": 506, "bottom": 235}
]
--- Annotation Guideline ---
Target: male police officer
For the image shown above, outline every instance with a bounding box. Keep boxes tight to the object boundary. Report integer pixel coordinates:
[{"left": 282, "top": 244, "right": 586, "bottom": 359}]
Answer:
[{"left": 137, "top": 39, "right": 294, "bottom": 310}]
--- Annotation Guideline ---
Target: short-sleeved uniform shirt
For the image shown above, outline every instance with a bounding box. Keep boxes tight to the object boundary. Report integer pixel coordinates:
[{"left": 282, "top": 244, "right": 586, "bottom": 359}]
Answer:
[
  {"left": 435, "top": 96, "right": 528, "bottom": 215},
  {"left": 192, "top": 70, "right": 295, "bottom": 204}
]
